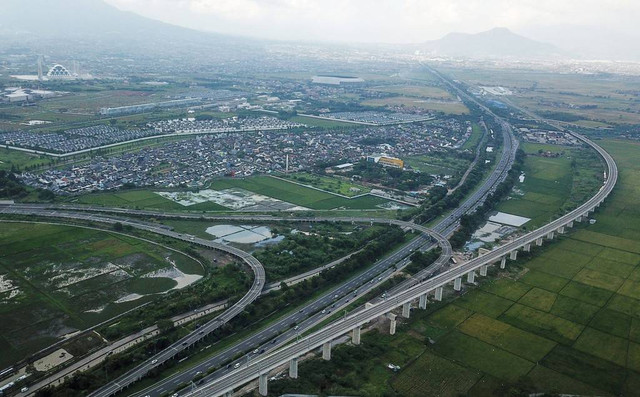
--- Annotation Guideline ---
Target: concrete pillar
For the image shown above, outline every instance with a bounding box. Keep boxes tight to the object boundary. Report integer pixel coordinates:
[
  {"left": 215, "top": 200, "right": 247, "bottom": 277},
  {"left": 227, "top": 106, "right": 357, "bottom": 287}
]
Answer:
[
  {"left": 547, "top": 231, "right": 555, "bottom": 240},
  {"left": 289, "top": 358, "right": 298, "bottom": 379},
  {"left": 322, "top": 341, "right": 332, "bottom": 360},
  {"left": 402, "top": 302, "right": 411, "bottom": 318},
  {"left": 510, "top": 250, "right": 518, "bottom": 260},
  {"left": 454, "top": 277, "right": 462, "bottom": 291},
  {"left": 567, "top": 221, "right": 574, "bottom": 228},
  {"left": 259, "top": 374, "right": 268, "bottom": 396},
  {"left": 536, "top": 238, "right": 543, "bottom": 246},
  {"left": 224, "top": 392, "right": 233, "bottom": 397},
  {"left": 479, "top": 265, "right": 488, "bottom": 277},
  {"left": 524, "top": 243, "right": 531, "bottom": 252},
  {"left": 365, "top": 302, "right": 374, "bottom": 309},
  {"left": 388, "top": 313, "right": 397, "bottom": 335},
  {"left": 558, "top": 226, "right": 565, "bottom": 234},
  {"left": 352, "top": 326, "right": 361, "bottom": 345},
  {"left": 576, "top": 215, "right": 583, "bottom": 222},
  {"left": 434, "top": 287, "right": 443, "bottom": 301},
  {"left": 500, "top": 256, "right": 507, "bottom": 269},
  {"left": 467, "top": 271, "right": 476, "bottom": 284},
  {"left": 419, "top": 294, "right": 427, "bottom": 309}
]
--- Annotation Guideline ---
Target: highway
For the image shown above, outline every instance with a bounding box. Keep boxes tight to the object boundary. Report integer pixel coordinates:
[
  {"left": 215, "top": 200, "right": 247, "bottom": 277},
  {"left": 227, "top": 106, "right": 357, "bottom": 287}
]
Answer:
[
  {"left": 182, "top": 116, "right": 617, "bottom": 397},
  {"left": 2, "top": 70, "right": 519, "bottom": 397},
  {"left": 5, "top": 69, "right": 520, "bottom": 397}
]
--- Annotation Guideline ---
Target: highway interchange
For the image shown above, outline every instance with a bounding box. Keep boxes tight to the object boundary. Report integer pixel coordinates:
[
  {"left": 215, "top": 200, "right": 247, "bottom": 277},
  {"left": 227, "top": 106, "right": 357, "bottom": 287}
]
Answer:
[{"left": 1, "top": 70, "right": 614, "bottom": 397}]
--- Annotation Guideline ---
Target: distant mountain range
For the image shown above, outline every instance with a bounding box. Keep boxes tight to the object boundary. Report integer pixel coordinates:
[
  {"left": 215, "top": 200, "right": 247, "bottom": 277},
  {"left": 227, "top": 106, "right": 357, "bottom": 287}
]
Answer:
[
  {"left": 0, "top": 0, "right": 259, "bottom": 59},
  {"left": 416, "top": 27, "right": 565, "bottom": 59},
  {"left": 0, "top": 1, "right": 635, "bottom": 62}
]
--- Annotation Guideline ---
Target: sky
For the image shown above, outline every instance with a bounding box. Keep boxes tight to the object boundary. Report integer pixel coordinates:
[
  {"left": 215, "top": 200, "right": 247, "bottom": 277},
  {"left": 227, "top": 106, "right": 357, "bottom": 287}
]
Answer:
[{"left": 104, "top": 0, "right": 640, "bottom": 43}]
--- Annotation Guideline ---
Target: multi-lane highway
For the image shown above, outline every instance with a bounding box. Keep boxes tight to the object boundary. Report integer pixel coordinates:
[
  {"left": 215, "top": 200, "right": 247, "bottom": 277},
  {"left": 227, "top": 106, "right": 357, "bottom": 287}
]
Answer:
[
  {"left": 182, "top": 119, "right": 617, "bottom": 397},
  {"left": 2, "top": 69, "right": 519, "bottom": 397}
]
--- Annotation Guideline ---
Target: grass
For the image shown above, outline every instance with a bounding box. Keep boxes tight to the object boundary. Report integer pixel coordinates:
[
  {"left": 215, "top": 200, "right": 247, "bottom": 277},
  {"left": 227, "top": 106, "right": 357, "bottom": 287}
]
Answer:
[
  {"left": 290, "top": 115, "right": 359, "bottom": 128},
  {"left": 361, "top": 97, "right": 469, "bottom": 115},
  {"left": 277, "top": 172, "right": 371, "bottom": 197},
  {"left": 462, "top": 123, "right": 484, "bottom": 150},
  {"left": 210, "top": 175, "right": 390, "bottom": 210},
  {"left": 367, "top": 85, "right": 454, "bottom": 100},
  {"left": 0, "top": 222, "right": 202, "bottom": 368}
]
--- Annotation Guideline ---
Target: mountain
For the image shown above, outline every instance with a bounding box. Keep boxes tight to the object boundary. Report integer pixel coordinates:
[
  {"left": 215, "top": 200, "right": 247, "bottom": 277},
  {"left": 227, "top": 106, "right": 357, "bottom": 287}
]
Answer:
[
  {"left": 418, "top": 27, "right": 565, "bottom": 60},
  {"left": 0, "top": 0, "right": 260, "bottom": 58}
]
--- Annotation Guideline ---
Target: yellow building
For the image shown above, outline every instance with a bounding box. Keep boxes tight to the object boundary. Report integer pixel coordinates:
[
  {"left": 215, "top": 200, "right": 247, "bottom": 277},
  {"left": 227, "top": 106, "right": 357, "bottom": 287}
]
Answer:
[{"left": 378, "top": 156, "right": 404, "bottom": 169}]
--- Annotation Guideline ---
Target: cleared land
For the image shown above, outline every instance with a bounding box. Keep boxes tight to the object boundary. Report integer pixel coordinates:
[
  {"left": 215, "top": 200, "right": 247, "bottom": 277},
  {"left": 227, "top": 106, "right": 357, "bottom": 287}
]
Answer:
[
  {"left": 361, "top": 97, "right": 469, "bottom": 115},
  {"left": 210, "top": 176, "right": 389, "bottom": 210},
  {"left": 497, "top": 142, "right": 603, "bottom": 228},
  {"left": 277, "top": 172, "right": 371, "bottom": 197},
  {"left": 0, "top": 222, "right": 202, "bottom": 367}
]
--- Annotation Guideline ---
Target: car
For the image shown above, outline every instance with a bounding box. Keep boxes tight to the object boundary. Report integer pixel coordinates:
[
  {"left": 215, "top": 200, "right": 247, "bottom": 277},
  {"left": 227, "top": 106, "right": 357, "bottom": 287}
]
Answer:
[
  {"left": 151, "top": 359, "right": 158, "bottom": 365},
  {"left": 195, "top": 371, "right": 202, "bottom": 376},
  {"left": 271, "top": 339, "right": 277, "bottom": 344},
  {"left": 21, "top": 387, "right": 29, "bottom": 393},
  {"left": 199, "top": 331, "right": 204, "bottom": 335},
  {"left": 260, "top": 349, "right": 265, "bottom": 354},
  {"left": 321, "top": 309, "right": 326, "bottom": 314},
  {"left": 253, "top": 349, "right": 259, "bottom": 354},
  {"left": 294, "top": 325, "right": 299, "bottom": 330},
  {"left": 331, "top": 303, "right": 335, "bottom": 308},
  {"left": 234, "top": 363, "right": 241, "bottom": 368},
  {"left": 378, "top": 277, "right": 382, "bottom": 281},
  {"left": 226, "top": 364, "right": 231, "bottom": 369},
  {"left": 334, "top": 294, "right": 339, "bottom": 299},
  {"left": 182, "top": 342, "right": 187, "bottom": 346},
  {"left": 299, "top": 309, "right": 304, "bottom": 313},
  {"left": 171, "top": 394, "right": 179, "bottom": 397},
  {"left": 345, "top": 299, "right": 350, "bottom": 303}
]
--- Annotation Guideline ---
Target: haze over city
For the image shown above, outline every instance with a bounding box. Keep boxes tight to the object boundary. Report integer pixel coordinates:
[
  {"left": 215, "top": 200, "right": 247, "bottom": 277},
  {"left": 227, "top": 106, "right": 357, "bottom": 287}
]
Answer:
[{"left": 0, "top": 1, "right": 639, "bottom": 397}]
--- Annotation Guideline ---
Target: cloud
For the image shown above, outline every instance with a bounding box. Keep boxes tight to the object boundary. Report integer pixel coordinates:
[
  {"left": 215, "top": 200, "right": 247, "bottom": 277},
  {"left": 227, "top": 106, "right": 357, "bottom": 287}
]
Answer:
[{"left": 105, "top": 0, "right": 640, "bottom": 43}]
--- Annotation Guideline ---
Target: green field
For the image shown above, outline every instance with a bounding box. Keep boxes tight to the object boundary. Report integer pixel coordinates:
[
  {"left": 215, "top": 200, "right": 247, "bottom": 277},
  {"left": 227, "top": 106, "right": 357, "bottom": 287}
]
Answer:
[
  {"left": 462, "top": 123, "right": 484, "bottom": 150},
  {"left": 361, "top": 97, "right": 469, "bottom": 115},
  {"left": 210, "top": 176, "right": 389, "bottom": 210},
  {"left": 367, "top": 84, "right": 454, "bottom": 100},
  {"left": 405, "top": 153, "right": 470, "bottom": 176},
  {"left": 290, "top": 115, "right": 359, "bottom": 128},
  {"left": 277, "top": 172, "right": 371, "bottom": 197},
  {"left": 0, "top": 222, "right": 203, "bottom": 367},
  {"left": 72, "top": 189, "right": 228, "bottom": 211},
  {"left": 497, "top": 143, "right": 603, "bottom": 228}
]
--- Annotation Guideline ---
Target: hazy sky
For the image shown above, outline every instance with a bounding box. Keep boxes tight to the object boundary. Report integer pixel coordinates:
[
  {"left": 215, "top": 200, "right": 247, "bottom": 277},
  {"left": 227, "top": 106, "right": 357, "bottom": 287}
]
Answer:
[{"left": 105, "top": 0, "right": 639, "bottom": 43}]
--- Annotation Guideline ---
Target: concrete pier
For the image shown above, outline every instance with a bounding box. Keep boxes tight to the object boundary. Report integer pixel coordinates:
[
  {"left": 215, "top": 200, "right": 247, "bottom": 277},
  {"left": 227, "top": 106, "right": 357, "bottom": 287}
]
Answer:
[
  {"left": 479, "top": 265, "right": 488, "bottom": 276},
  {"left": 536, "top": 237, "right": 543, "bottom": 246},
  {"left": 454, "top": 277, "right": 462, "bottom": 291},
  {"left": 402, "top": 302, "right": 411, "bottom": 318},
  {"left": 259, "top": 374, "right": 268, "bottom": 396},
  {"left": 567, "top": 221, "right": 574, "bottom": 228},
  {"left": 419, "top": 294, "right": 427, "bottom": 309},
  {"left": 434, "top": 287, "right": 443, "bottom": 301},
  {"left": 510, "top": 250, "right": 518, "bottom": 260},
  {"left": 388, "top": 313, "right": 397, "bottom": 335},
  {"left": 524, "top": 243, "right": 531, "bottom": 252},
  {"left": 289, "top": 358, "right": 298, "bottom": 379},
  {"left": 352, "top": 326, "right": 361, "bottom": 345},
  {"left": 558, "top": 226, "right": 565, "bottom": 234},
  {"left": 547, "top": 231, "right": 555, "bottom": 240},
  {"left": 500, "top": 256, "right": 507, "bottom": 269},
  {"left": 322, "top": 341, "right": 332, "bottom": 360},
  {"left": 467, "top": 271, "right": 476, "bottom": 284}
]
